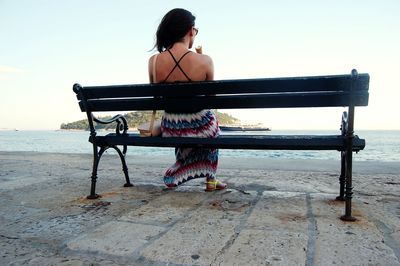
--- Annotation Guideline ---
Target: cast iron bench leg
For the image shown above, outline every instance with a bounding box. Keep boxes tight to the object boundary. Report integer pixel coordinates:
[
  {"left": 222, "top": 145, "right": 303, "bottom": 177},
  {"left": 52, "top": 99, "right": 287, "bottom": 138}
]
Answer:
[
  {"left": 341, "top": 132, "right": 356, "bottom": 221},
  {"left": 111, "top": 145, "right": 133, "bottom": 187},
  {"left": 87, "top": 146, "right": 105, "bottom": 199},
  {"left": 336, "top": 151, "right": 346, "bottom": 201},
  {"left": 87, "top": 145, "right": 133, "bottom": 199}
]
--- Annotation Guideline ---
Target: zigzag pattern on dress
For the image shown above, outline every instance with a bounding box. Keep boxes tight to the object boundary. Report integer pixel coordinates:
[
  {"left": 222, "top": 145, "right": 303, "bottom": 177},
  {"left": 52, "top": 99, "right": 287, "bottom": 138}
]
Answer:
[{"left": 161, "top": 109, "right": 220, "bottom": 187}]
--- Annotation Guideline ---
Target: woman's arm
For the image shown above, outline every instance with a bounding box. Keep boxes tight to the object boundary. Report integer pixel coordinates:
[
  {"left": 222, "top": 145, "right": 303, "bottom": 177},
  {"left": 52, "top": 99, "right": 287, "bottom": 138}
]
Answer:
[
  {"left": 205, "top": 55, "right": 214, "bottom": 81},
  {"left": 148, "top": 55, "right": 156, "bottom": 83}
]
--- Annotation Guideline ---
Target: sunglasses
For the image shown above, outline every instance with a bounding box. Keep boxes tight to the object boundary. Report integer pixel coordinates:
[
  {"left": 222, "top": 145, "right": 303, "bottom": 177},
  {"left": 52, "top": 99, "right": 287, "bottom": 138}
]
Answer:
[{"left": 193, "top": 27, "right": 199, "bottom": 36}]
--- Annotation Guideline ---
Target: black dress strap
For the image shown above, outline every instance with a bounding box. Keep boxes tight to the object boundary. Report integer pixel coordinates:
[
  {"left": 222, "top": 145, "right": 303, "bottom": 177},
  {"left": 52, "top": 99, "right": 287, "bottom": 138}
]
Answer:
[{"left": 163, "top": 50, "right": 192, "bottom": 82}]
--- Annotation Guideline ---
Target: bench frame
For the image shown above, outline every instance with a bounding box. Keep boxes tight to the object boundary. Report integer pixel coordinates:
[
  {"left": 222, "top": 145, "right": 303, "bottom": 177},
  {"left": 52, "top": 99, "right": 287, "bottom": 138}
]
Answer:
[{"left": 73, "top": 69, "right": 369, "bottom": 221}]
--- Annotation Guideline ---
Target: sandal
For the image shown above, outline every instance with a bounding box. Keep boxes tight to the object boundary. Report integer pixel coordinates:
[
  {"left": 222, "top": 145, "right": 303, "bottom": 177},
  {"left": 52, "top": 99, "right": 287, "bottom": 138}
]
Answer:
[{"left": 205, "top": 179, "right": 227, "bottom": 192}]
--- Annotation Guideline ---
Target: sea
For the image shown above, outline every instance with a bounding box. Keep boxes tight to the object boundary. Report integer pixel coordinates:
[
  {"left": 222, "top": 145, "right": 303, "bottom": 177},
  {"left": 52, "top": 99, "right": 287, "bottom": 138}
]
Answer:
[{"left": 0, "top": 130, "right": 399, "bottom": 162}]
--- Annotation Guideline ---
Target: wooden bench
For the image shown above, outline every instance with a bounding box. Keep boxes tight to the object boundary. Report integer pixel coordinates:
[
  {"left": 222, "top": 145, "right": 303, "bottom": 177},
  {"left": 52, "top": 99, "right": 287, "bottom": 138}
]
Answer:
[{"left": 73, "top": 69, "right": 369, "bottom": 221}]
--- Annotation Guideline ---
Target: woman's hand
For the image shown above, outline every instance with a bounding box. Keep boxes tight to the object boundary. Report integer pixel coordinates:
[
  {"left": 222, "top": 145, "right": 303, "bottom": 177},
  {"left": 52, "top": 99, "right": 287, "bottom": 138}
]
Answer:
[{"left": 195, "top": 45, "right": 202, "bottom": 54}]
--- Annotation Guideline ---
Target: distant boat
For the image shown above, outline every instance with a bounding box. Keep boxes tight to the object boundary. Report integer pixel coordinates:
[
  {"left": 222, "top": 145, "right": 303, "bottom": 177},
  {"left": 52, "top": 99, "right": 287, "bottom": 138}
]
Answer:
[{"left": 219, "top": 126, "right": 271, "bottom": 132}]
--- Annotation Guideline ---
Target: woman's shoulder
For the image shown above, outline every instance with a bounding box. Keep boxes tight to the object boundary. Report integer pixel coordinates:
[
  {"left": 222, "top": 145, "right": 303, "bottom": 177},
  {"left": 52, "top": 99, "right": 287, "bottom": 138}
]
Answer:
[
  {"left": 148, "top": 53, "right": 159, "bottom": 62},
  {"left": 191, "top": 52, "right": 213, "bottom": 65}
]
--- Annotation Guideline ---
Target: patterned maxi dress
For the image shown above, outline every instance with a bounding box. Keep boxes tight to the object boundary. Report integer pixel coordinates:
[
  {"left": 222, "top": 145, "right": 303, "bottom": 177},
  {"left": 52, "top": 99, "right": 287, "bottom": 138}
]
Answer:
[{"left": 161, "top": 109, "right": 220, "bottom": 187}]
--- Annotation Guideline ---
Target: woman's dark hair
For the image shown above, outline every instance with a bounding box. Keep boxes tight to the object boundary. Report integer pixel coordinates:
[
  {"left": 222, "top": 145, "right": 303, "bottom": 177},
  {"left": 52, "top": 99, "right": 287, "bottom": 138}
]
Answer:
[{"left": 155, "top": 8, "right": 196, "bottom": 52}]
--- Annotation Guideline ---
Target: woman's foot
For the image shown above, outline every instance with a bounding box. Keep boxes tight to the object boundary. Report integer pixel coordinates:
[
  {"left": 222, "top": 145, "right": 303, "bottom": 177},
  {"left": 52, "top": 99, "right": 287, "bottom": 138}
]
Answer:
[
  {"left": 205, "top": 179, "right": 227, "bottom": 192},
  {"left": 164, "top": 176, "right": 177, "bottom": 189},
  {"left": 165, "top": 183, "right": 177, "bottom": 188}
]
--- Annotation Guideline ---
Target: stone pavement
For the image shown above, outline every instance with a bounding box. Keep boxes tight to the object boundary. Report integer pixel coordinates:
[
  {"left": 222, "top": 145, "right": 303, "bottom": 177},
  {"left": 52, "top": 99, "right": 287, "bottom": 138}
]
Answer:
[{"left": 0, "top": 151, "right": 399, "bottom": 265}]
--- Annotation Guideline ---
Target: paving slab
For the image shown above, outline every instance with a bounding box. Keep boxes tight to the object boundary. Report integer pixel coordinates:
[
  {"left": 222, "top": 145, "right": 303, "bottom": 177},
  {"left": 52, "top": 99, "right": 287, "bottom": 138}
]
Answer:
[
  {"left": 139, "top": 190, "right": 255, "bottom": 265},
  {"left": 217, "top": 191, "right": 309, "bottom": 265},
  {"left": 119, "top": 190, "right": 205, "bottom": 226},
  {"left": 310, "top": 193, "right": 400, "bottom": 266},
  {"left": 67, "top": 221, "right": 165, "bottom": 256}
]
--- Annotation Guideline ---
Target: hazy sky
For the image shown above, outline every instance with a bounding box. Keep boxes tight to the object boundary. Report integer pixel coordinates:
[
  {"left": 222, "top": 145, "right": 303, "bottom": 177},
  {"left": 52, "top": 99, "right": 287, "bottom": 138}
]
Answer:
[{"left": 1, "top": 0, "right": 399, "bottom": 130}]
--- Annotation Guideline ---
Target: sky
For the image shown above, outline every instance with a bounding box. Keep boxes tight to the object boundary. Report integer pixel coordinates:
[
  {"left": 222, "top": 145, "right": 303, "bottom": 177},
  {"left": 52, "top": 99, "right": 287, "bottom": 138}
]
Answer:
[{"left": 1, "top": 0, "right": 399, "bottom": 130}]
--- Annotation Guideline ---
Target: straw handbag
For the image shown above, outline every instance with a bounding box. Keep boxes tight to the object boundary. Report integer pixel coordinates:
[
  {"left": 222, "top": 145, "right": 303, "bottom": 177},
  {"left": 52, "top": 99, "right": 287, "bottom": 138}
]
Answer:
[
  {"left": 137, "top": 54, "right": 162, "bottom": 137},
  {"left": 138, "top": 110, "right": 161, "bottom": 137}
]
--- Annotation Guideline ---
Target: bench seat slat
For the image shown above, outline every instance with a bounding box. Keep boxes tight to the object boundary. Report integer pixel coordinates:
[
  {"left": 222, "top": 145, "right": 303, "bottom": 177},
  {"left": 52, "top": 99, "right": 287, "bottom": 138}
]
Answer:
[{"left": 93, "top": 134, "right": 365, "bottom": 151}]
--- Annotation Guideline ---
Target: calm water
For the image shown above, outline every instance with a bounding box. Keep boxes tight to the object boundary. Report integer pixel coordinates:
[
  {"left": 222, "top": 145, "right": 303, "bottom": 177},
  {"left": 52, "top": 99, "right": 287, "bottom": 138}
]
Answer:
[{"left": 0, "top": 130, "right": 399, "bottom": 162}]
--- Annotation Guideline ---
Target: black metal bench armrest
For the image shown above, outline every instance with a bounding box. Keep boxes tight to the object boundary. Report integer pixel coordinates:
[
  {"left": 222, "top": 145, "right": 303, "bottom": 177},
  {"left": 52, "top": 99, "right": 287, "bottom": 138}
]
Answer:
[{"left": 92, "top": 114, "right": 128, "bottom": 135}]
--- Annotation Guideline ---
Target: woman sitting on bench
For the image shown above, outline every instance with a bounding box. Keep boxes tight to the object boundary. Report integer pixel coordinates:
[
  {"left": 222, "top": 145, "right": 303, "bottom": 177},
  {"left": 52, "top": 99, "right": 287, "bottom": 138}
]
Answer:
[{"left": 148, "top": 8, "right": 226, "bottom": 191}]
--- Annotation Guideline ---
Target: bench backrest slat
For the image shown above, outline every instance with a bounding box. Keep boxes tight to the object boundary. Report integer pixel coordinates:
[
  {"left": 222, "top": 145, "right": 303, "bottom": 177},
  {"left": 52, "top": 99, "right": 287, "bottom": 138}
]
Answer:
[
  {"left": 74, "top": 73, "right": 369, "bottom": 112},
  {"left": 76, "top": 74, "right": 370, "bottom": 99},
  {"left": 85, "top": 91, "right": 369, "bottom": 112}
]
